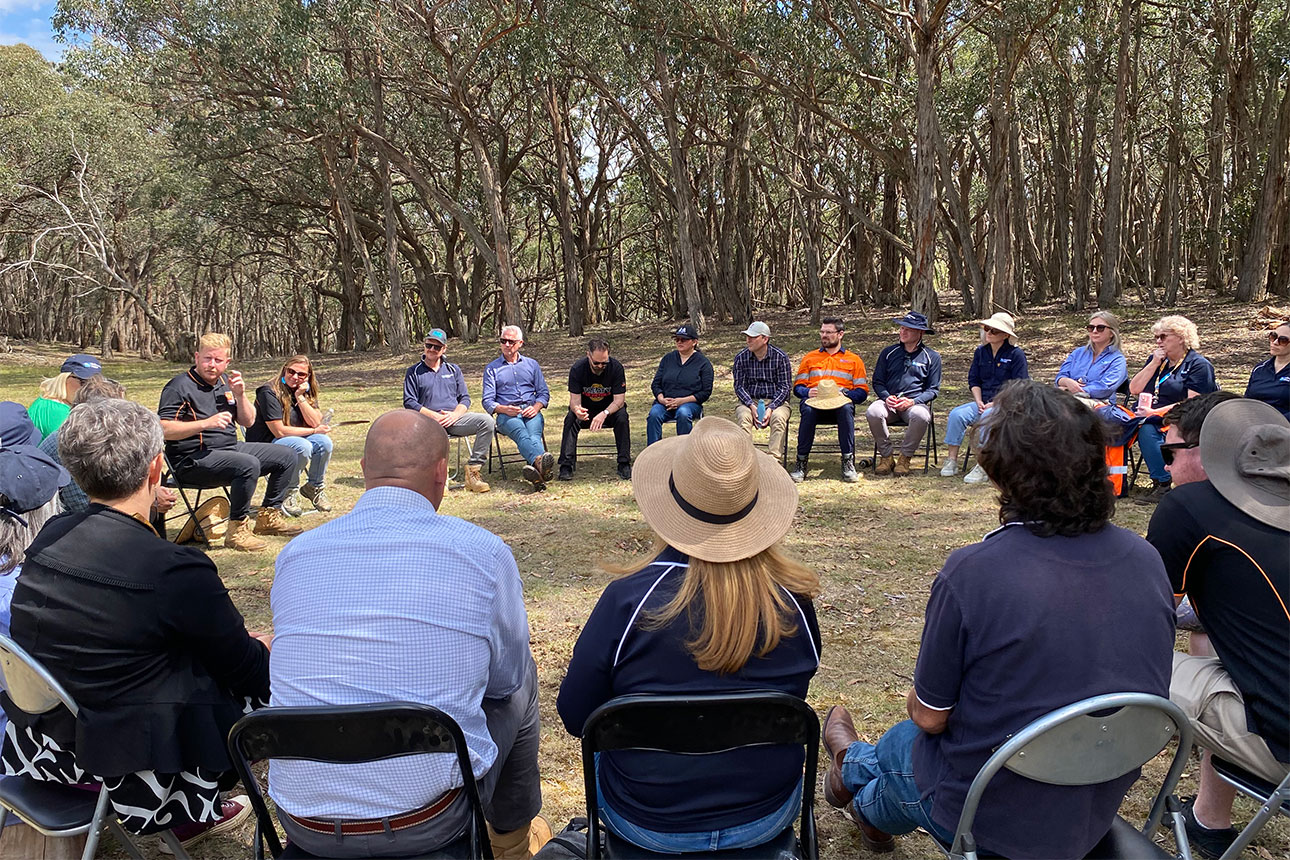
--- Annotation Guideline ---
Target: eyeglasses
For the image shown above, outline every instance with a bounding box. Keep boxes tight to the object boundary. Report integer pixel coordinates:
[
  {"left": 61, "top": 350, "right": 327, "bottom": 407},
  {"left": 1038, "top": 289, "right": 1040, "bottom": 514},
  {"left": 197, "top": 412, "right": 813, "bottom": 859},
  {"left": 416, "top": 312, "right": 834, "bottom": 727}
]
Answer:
[
  {"left": 500, "top": 338, "right": 519, "bottom": 346},
  {"left": 1268, "top": 332, "right": 1290, "bottom": 346},
  {"left": 1160, "top": 440, "right": 1198, "bottom": 466},
  {"left": 1153, "top": 333, "right": 1174, "bottom": 342},
  {"left": 423, "top": 343, "right": 444, "bottom": 351},
  {"left": 589, "top": 359, "right": 609, "bottom": 369},
  {"left": 1086, "top": 324, "right": 1110, "bottom": 333},
  {"left": 982, "top": 326, "right": 1002, "bottom": 336},
  {"left": 284, "top": 369, "right": 309, "bottom": 378}
]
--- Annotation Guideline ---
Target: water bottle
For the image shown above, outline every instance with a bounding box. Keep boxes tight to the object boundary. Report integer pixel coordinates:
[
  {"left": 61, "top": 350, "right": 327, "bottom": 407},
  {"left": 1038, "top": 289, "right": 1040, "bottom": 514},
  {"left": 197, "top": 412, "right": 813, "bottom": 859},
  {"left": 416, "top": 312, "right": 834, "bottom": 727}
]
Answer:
[
  {"left": 322, "top": 408, "right": 335, "bottom": 426},
  {"left": 756, "top": 399, "right": 767, "bottom": 423}
]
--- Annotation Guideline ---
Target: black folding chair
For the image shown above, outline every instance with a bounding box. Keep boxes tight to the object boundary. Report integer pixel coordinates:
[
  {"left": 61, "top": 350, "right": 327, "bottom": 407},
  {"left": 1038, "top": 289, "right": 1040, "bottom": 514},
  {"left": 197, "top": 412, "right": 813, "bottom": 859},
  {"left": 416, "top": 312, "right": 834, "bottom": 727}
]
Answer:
[
  {"left": 1208, "top": 758, "right": 1290, "bottom": 859},
  {"left": 871, "top": 408, "right": 938, "bottom": 474},
  {"left": 162, "top": 451, "right": 231, "bottom": 544},
  {"left": 580, "top": 692, "right": 819, "bottom": 860},
  {"left": 488, "top": 425, "right": 548, "bottom": 479},
  {"left": 227, "top": 703, "right": 492, "bottom": 860}
]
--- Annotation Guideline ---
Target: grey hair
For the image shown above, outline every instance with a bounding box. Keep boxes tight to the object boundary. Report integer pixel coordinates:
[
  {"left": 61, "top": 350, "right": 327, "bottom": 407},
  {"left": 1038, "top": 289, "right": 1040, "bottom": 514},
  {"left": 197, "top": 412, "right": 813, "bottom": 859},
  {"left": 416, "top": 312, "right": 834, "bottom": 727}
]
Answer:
[
  {"left": 59, "top": 399, "right": 163, "bottom": 501},
  {"left": 0, "top": 496, "right": 62, "bottom": 575},
  {"left": 1088, "top": 310, "right": 1122, "bottom": 351},
  {"left": 501, "top": 325, "right": 524, "bottom": 341}
]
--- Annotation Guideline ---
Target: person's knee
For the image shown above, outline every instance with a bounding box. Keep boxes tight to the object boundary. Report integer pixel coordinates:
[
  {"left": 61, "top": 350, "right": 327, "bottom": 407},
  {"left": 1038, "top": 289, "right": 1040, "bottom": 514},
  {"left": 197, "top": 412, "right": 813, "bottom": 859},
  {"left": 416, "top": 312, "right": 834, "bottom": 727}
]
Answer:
[
  {"left": 314, "top": 435, "right": 334, "bottom": 454},
  {"left": 866, "top": 401, "right": 887, "bottom": 420}
]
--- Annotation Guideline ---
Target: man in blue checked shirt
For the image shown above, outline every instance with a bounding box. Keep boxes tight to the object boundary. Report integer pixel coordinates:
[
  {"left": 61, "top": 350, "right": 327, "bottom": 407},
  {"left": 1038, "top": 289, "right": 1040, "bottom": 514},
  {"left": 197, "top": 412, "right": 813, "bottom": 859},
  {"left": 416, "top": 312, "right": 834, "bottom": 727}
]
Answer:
[
  {"left": 268, "top": 411, "right": 550, "bottom": 859},
  {"left": 483, "top": 325, "right": 555, "bottom": 489},
  {"left": 732, "top": 321, "right": 793, "bottom": 465}
]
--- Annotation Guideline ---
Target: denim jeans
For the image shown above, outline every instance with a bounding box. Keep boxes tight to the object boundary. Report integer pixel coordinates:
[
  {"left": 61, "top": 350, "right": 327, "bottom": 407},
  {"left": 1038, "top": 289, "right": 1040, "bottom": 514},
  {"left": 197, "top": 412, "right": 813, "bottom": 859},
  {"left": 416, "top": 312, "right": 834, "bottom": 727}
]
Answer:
[
  {"left": 841, "top": 719, "right": 953, "bottom": 843},
  {"left": 796, "top": 401, "right": 855, "bottom": 457},
  {"left": 944, "top": 401, "right": 986, "bottom": 447},
  {"left": 1136, "top": 419, "right": 1169, "bottom": 482},
  {"left": 273, "top": 433, "right": 334, "bottom": 487},
  {"left": 494, "top": 412, "right": 547, "bottom": 464},
  {"left": 646, "top": 402, "right": 701, "bottom": 446}
]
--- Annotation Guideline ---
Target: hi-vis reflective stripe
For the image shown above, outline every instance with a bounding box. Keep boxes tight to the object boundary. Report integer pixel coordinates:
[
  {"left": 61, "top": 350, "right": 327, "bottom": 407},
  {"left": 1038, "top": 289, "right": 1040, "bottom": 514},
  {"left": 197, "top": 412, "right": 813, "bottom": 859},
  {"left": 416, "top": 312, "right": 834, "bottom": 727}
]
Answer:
[
  {"left": 795, "top": 368, "right": 865, "bottom": 386},
  {"left": 1109, "top": 466, "right": 1128, "bottom": 474}
]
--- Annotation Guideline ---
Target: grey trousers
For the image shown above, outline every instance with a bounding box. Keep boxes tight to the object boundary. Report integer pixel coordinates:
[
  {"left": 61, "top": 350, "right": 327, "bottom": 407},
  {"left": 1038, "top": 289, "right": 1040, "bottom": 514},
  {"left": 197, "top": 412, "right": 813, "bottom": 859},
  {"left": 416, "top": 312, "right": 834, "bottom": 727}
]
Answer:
[
  {"left": 279, "top": 659, "right": 542, "bottom": 858},
  {"left": 445, "top": 413, "right": 495, "bottom": 465},
  {"left": 866, "top": 401, "right": 932, "bottom": 457}
]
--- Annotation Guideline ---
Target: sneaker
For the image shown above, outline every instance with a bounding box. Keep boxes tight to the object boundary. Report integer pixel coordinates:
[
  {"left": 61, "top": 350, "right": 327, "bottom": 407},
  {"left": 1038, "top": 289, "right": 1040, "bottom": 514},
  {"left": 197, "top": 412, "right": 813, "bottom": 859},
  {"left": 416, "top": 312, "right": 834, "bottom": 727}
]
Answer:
[
  {"left": 964, "top": 463, "right": 988, "bottom": 484},
  {"left": 1179, "top": 796, "right": 1239, "bottom": 859},
  {"left": 840, "top": 456, "right": 859, "bottom": 483},
  {"left": 538, "top": 452, "right": 556, "bottom": 482},
  {"left": 617, "top": 463, "right": 632, "bottom": 480},
  {"left": 300, "top": 483, "right": 332, "bottom": 512},
  {"left": 939, "top": 457, "right": 959, "bottom": 477},
  {"left": 281, "top": 488, "right": 303, "bottom": 517},
  {"left": 254, "top": 506, "right": 304, "bottom": 536},
  {"left": 558, "top": 466, "right": 573, "bottom": 481},
  {"left": 789, "top": 458, "right": 807, "bottom": 483},
  {"left": 160, "top": 795, "right": 251, "bottom": 853}
]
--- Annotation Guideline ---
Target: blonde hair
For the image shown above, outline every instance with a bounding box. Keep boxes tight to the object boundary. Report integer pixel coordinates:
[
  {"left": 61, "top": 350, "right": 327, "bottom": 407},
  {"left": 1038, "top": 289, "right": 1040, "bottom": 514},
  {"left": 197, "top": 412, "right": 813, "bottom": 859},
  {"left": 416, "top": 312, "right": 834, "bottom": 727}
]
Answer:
[
  {"left": 614, "top": 538, "right": 821, "bottom": 675},
  {"left": 37, "top": 372, "right": 74, "bottom": 403},
  {"left": 198, "top": 332, "right": 232, "bottom": 352},
  {"left": 1088, "top": 311, "right": 1122, "bottom": 351},
  {"left": 1152, "top": 316, "right": 1199, "bottom": 350}
]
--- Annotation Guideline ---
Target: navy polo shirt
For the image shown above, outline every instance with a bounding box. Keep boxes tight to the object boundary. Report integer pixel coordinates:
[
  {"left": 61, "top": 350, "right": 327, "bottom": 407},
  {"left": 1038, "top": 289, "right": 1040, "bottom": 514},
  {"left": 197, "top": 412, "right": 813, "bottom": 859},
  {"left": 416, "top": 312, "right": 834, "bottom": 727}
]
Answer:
[
  {"left": 871, "top": 342, "right": 942, "bottom": 404},
  {"left": 403, "top": 360, "right": 470, "bottom": 413},
  {"left": 650, "top": 350, "right": 714, "bottom": 404},
  {"left": 913, "top": 523, "right": 1175, "bottom": 859},
  {"left": 966, "top": 341, "right": 1028, "bottom": 402},
  {"left": 158, "top": 368, "right": 238, "bottom": 461},
  {"left": 1244, "top": 357, "right": 1290, "bottom": 419},
  {"left": 1140, "top": 349, "right": 1217, "bottom": 408}
]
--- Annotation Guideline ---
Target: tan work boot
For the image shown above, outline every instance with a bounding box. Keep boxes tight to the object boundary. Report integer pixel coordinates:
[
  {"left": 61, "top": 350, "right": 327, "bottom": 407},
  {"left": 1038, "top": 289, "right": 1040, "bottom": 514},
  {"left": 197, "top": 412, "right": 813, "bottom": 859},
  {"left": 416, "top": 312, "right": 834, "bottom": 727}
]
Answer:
[
  {"left": 465, "top": 464, "right": 491, "bottom": 493},
  {"left": 893, "top": 454, "right": 912, "bottom": 477},
  {"left": 224, "top": 518, "right": 267, "bottom": 552},
  {"left": 299, "top": 483, "right": 332, "bottom": 512},
  {"left": 487, "top": 815, "right": 552, "bottom": 860},
  {"left": 875, "top": 455, "right": 894, "bottom": 476},
  {"left": 253, "top": 506, "right": 303, "bottom": 537}
]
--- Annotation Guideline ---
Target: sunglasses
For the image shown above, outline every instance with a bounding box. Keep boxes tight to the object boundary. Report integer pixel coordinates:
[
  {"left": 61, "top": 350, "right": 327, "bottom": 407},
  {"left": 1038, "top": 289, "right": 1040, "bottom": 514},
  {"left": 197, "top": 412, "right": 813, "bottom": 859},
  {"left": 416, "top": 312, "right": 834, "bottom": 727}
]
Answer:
[
  {"left": 1268, "top": 332, "right": 1290, "bottom": 346},
  {"left": 499, "top": 338, "right": 519, "bottom": 346},
  {"left": 423, "top": 343, "right": 444, "bottom": 351},
  {"left": 982, "top": 326, "right": 1003, "bottom": 336},
  {"left": 589, "top": 359, "right": 609, "bottom": 369},
  {"left": 1086, "top": 324, "right": 1110, "bottom": 333},
  {"left": 1153, "top": 333, "right": 1174, "bottom": 342},
  {"left": 284, "top": 369, "right": 309, "bottom": 378},
  {"left": 1160, "top": 440, "right": 1198, "bottom": 466}
]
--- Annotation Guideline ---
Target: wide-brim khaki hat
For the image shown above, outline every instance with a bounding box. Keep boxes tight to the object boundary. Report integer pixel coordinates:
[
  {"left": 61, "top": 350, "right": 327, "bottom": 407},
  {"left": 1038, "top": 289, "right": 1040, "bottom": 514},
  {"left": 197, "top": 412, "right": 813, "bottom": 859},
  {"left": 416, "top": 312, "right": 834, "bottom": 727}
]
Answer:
[
  {"left": 805, "top": 378, "right": 852, "bottom": 410},
  {"left": 176, "top": 496, "right": 230, "bottom": 544},
  {"left": 632, "top": 417, "right": 798, "bottom": 563},
  {"left": 1200, "top": 399, "right": 1289, "bottom": 532},
  {"left": 979, "top": 311, "right": 1018, "bottom": 339}
]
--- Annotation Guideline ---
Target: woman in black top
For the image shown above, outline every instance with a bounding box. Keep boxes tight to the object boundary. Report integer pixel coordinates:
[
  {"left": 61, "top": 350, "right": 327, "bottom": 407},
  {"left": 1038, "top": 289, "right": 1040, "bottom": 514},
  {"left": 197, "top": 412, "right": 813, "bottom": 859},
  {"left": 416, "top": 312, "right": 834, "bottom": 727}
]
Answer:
[
  {"left": 1244, "top": 322, "right": 1290, "bottom": 420},
  {"left": 246, "top": 355, "right": 333, "bottom": 514}
]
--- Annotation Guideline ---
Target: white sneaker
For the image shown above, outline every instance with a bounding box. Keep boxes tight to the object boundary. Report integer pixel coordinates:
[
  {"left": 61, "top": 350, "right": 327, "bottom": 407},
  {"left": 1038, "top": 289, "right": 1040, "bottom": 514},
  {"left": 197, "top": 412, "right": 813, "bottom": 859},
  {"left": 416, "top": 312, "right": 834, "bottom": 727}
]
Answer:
[
  {"left": 964, "top": 463, "right": 988, "bottom": 484},
  {"left": 282, "top": 488, "right": 303, "bottom": 517},
  {"left": 939, "top": 458, "right": 959, "bottom": 477}
]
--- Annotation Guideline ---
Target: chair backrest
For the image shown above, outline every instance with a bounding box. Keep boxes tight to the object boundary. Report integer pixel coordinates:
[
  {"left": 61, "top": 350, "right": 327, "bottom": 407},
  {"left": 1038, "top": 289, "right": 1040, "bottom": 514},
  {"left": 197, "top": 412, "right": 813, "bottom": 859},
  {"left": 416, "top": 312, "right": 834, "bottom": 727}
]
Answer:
[
  {"left": 951, "top": 692, "right": 1194, "bottom": 859},
  {"left": 0, "top": 634, "right": 78, "bottom": 716},
  {"left": 227, "top": 702, "right": 490, "bottom": 860},
  {"left": 580, "top": 692, "right": 819, "bottom": 860}
]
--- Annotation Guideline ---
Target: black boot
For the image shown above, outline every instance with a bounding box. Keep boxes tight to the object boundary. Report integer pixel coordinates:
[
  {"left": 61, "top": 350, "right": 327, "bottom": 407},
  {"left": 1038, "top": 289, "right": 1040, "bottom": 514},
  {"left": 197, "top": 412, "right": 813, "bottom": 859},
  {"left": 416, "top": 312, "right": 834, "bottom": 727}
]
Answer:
[{"left": 789, "top": 457, "right": 807, "bottom": 483}]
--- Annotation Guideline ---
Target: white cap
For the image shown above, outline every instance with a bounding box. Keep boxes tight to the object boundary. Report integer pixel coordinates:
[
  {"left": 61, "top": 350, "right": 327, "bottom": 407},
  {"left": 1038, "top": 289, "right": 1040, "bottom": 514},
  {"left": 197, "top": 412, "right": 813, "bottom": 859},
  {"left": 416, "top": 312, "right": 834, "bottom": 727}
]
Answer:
[{"left": 741, "top": 321, "right": 771, "bottom": 338}]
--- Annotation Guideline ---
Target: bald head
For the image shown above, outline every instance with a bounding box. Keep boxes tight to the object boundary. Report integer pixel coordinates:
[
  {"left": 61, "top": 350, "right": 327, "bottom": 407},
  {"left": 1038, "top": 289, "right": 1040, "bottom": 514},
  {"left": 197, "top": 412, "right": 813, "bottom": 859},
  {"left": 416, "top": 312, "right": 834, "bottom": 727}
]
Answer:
[{"left": 362, "top": 410, "right": 449, "bottom": 505}]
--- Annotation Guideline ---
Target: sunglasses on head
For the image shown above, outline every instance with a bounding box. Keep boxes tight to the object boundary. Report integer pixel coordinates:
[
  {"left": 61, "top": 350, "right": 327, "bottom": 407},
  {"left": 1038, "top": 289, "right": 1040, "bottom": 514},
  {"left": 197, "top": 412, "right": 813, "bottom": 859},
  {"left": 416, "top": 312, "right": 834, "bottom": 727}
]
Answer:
[
  {"left": 500, "top": 337, "right": 519, "bottom": 345},
  {"left": 1159, "top": 440, "right": 1198, "bottom": 466},
  {"left": 1087, "top": 324, "right": 1110, "bottom": 333},
  {"left": 1268, "top": 332, "right": 1290, "bottom": 346}
]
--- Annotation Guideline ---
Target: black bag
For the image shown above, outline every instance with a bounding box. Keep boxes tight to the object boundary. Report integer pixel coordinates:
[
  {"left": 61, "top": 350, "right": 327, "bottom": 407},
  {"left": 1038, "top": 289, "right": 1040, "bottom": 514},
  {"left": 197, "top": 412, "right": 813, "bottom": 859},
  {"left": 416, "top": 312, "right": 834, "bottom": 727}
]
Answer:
[{"left": 534, "top": 817, "right": 604, "bottom": 860}]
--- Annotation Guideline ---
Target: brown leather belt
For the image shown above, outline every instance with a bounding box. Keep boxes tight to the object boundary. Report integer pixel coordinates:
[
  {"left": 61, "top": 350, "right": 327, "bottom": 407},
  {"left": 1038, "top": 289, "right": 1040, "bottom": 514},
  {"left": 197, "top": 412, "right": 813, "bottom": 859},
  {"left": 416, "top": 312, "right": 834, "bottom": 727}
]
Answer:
[{"left": 285, "top": 787, "right": 462, "bottom": 836}]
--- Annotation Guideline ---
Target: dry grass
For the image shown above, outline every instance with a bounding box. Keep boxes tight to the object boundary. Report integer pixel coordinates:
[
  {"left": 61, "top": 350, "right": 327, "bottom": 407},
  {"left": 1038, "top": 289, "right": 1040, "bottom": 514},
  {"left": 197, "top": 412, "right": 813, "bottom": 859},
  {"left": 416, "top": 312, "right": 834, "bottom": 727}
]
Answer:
[{"left": 0, "top": 291, "right": 1285, "bottom": 859}]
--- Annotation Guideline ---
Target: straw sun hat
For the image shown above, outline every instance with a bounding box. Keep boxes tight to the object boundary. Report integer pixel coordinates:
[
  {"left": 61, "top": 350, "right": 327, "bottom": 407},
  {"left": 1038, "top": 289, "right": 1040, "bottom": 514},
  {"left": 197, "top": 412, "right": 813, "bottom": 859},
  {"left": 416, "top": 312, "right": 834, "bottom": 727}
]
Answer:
[
  {"left": 804, "top": 379, "right": 851, "bottom": 410},
  {"left": 632, "top": 417, "right": 798, "bottom": 563}
]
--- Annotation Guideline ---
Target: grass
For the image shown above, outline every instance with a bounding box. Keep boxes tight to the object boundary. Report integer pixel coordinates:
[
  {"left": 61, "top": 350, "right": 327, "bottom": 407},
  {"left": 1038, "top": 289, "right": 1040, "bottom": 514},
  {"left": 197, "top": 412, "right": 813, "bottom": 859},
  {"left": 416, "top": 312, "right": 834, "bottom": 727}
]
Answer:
[{"left": 1, "top": 291, "right": 1286, "bottom": 859}]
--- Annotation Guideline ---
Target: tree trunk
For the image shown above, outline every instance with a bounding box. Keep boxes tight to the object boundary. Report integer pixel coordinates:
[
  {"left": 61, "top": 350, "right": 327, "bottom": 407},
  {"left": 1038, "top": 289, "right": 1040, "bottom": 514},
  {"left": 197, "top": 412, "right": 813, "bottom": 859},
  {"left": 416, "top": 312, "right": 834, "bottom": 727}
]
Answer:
[
  {"left": 1099, "top": 0, "right": 1135, "bottom": 308},
  {"left": 908, "top": 0, "right": 942, "bottom": 322},
  {"left": 545, "top": 79, "right": 583, "bottom": 337},
  {"left": 1204, "top": 9, "right": 1231, "bottom": 293},
  {"left": 1236, "top": 83, "right": 1290, "bottom": 302}
]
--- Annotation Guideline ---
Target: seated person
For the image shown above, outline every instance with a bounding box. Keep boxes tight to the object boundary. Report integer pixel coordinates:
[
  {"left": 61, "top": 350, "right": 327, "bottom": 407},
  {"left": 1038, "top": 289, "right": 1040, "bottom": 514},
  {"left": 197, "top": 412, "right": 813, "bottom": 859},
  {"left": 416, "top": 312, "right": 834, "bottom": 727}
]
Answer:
[
  {"left": 646, "top": 324, "right": 713, "bottom": 446},
  {"left": 269, "top": 411, "right": 549, "bottom": 859},
  {"left": 0, "top": 399, "right": 269, "bottom": 849},
  {"left": 732, "top": 321, "right": 793, "bottom": 466},
  {"left": 1244, "top": 321, "right": 1289, "bottom": 420},
  {"left": 824, "top": 381, "right": 1175, "bottom": 858},
  {"left": 158, "top": 332, "right": 301, "bottom": 551},
  {"left": 866, "top": 311, "right": 941, "bottom": 476},
  {"left": 558, "top": 417, "right": 819, "bottom": 854},
  {"left": 246, "top": 355, "right": 334, "bottom": 514},
  {"left": 1128, "top": 314, "right": 1218, "bottom": 504},
  {"left": 483, "top": 326, "right": 555, "bottom": 489},
  {"left": 789, "top": 316, "right": 869, "bottom": 483},
  {"left": 27, "top": 353, "right": 101, "bottom": 439},
  {"left": 558, "top": 338, "right": 631, "bottom": 481},
  {"left": 940, "top": 312, "right": 1029, "bottom": 483},
  {"left": 1147, "top": 399, "right": 1288, "bottom": 858},
  {"left": 405, "top": 327, "right": 493, "bottom": 493},
  {"left": 1055, "top": 310, "right": 1129, "bottom": 406}
]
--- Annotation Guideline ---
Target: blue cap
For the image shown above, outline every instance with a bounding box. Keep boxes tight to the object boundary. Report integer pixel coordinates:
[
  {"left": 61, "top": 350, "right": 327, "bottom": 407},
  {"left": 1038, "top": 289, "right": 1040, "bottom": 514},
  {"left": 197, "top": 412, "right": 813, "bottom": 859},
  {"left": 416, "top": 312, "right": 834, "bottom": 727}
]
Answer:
[
  {"left": 0, "top": 444, "right": 70, "bottom": 522},
  {"left": 673, "top": 324, "right": 699, "bottom": 341},
  {"left": 893, "top": 311, "right": 935, "bottom": 334},
  {"left": 423, "top": 329, "right": 448, "bottom": 346},
  {"left": 60, "top": 354, "right": 102, "bottom": 379},
  {"left": 0, "top": 402, "right": 39, "bottom": 448}
]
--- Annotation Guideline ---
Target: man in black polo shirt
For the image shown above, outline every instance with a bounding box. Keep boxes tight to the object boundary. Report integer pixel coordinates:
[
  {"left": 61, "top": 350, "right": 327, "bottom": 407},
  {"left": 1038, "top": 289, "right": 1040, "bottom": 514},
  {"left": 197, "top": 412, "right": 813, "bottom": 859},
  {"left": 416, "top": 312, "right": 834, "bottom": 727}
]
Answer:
[
  {"left": 1147, "top": 399, "right": 1289, "bottom": 858},
  {"left": 158, "top": 333, "right": 301, "bottom": 552},
  {"left": 558, "top": 338, "right": 631, "bottom": 482}
]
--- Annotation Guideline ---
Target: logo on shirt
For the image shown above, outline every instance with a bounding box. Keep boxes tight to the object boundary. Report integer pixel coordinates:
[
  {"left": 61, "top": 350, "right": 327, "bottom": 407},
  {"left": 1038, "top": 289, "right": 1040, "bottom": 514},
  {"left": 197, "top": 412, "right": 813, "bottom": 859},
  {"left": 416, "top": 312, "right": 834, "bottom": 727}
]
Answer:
[{"left": 583, "top": 383, "right": 612, "bottom": 402}]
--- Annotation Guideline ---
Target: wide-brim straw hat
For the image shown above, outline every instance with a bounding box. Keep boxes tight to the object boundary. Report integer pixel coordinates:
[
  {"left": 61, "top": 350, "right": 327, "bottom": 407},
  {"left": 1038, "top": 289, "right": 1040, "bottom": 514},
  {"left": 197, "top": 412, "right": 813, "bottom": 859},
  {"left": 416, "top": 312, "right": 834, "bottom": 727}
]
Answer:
[
  {"left": 806, "top": 378, "right": 851, "bottom": 410},
  {"left": 1200, "top": 399, "right": 1289, "bottom": 532},
  {"left": 632, "top": 417, "right": 798, "bottom": 563},
  {"left": 979, "top": 311, "right": 1017, "bottom": 339},
  {"left": 176, "top": 496, "right": 230, "bottom": 544}
]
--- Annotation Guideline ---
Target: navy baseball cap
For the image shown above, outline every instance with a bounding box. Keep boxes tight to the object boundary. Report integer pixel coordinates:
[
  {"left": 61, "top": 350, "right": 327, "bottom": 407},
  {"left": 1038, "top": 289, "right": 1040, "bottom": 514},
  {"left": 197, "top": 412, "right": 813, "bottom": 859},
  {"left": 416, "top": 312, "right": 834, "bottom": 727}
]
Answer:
[
  {"left": 0, "top": 444, "right": 69, "bottom": 523},
  {"left": 0, "top": 402, "right": 40, "bottom": 448},
  {"left": 673, "top": 324, "right": 699, "bottom": 340},
  {"left": 60, "top": 354, "right": 102, "bottom": 380}
]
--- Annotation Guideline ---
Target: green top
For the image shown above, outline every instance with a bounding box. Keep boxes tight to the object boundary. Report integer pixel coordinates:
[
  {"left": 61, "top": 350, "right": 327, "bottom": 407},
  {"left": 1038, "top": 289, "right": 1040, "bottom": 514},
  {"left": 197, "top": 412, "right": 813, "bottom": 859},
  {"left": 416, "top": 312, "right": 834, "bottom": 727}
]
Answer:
[{"left": 27, "top": 397, "right": 71, "bottom": 440}]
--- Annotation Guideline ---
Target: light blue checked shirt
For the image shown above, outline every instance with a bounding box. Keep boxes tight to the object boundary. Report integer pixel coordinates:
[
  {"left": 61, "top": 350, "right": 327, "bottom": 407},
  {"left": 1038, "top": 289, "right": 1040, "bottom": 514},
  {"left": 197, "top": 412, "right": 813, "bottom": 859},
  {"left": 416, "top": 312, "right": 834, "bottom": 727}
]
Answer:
[{"left": 267, "top": 485, "right": 533, "bottom": 819}]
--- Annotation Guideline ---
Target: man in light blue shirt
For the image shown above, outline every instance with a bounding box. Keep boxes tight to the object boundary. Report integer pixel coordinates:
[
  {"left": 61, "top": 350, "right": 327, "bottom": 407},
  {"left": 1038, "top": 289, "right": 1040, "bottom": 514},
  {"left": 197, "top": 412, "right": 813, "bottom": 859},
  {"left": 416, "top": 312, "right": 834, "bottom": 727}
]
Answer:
[
  {"left": 482, "top": 325, "right": 554, "bottom": 489},
  {"left": 268, "top": 410, "right": 548, "bottom": 858}
]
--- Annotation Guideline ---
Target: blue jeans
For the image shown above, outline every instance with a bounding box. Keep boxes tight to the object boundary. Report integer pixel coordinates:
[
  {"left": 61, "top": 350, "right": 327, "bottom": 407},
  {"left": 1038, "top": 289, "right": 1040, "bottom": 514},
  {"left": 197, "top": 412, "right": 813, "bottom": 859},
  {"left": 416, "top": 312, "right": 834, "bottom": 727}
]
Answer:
[
  {"left": 1136, "top": 419, "right": 1168, "bottom": 482},
  {"left": 796, "top": 401, "right": 855, "bottom": 457},
  {"left": 494, "top": 412, "right": 546, "bottom": 464},
  {"left": 273, "top": 434, "right": 333, "bottom": 487},
  {"left": 597, "top": 755, "right": 802, "bottom": 853},
  {"left": 646, "top": 402, "right": 701, "bottom": 446},
  {"left": 944, "top": 401, "right": 986, "bottom": 447},
  {"left": 841, "top": 720, "right": 953, "bottom": 843}
]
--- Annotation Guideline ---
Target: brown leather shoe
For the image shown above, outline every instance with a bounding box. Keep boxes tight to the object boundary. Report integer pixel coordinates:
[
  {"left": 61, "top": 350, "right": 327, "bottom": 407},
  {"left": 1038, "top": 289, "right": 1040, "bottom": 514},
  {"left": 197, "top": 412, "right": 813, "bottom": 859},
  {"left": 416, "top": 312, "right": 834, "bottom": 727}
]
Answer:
[
  {"left": 893, "top": 455, "right": 912, "bottom": 477},
  {"left": 254, "top": 506, "right": 303, "bottom": 537},
  {"left": 874, "top": 455, "right": 894, "bottom": 476},
  {"left": 843, "top": 802, "right": 897, "bottom": 853},
  {"left": 823, "top": 705, "right": 859, "bottom": 808}
]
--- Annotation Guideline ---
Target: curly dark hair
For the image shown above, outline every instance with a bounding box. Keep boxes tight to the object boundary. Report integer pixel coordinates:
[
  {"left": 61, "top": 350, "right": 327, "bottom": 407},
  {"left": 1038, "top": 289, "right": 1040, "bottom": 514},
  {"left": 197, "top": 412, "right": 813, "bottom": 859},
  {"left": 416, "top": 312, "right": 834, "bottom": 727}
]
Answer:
[{"left": 976, "top": 380, "right": 1113, "bottom": 536}]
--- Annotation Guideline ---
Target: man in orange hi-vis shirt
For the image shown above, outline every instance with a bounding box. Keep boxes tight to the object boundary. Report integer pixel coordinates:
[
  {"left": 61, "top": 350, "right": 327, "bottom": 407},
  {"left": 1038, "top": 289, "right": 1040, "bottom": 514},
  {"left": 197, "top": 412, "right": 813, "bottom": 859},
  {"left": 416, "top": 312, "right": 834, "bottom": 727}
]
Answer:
[{"left": 790, "top": 316, "right": 869, "bottom": 483}]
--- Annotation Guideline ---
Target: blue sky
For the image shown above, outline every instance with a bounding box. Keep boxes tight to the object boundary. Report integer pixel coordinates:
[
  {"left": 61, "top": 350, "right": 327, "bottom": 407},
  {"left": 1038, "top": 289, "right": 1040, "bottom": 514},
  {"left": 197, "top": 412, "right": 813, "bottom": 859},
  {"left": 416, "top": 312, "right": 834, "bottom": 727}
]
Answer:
[{"left": 0, "top": 0, "right": 61, "bottom": 60}]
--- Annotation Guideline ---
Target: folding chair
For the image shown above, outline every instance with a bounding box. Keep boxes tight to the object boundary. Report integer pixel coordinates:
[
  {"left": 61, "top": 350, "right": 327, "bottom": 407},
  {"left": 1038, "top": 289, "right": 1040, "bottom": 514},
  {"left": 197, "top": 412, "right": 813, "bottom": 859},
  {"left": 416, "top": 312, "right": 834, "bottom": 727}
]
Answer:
[
  {"left": 580, "top": 692, "right": 819, "bottom": 860},
  {"left": 227, "top": 702, "right": 492, "bottom": 860},
  {"left": 162, "top": 451, "right": 231, "bottom": 544},
  {"left": 871, "top": 409, "right": 938, "bottom": 474},
  {"left": 488, "top": 425, "right": 548, "bottom": 479},
  {"left": 747, "top": 409, "right": 792, "bottom": 464},
  {"left": 926, "top": 692, "right": 1194, "bottom": 860},
  {"left": 1208, "top": 758, "right": 1290, "bottom": 859},
  {"left": 0, "top": 635, "right": 184, "bottom": 859}
]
